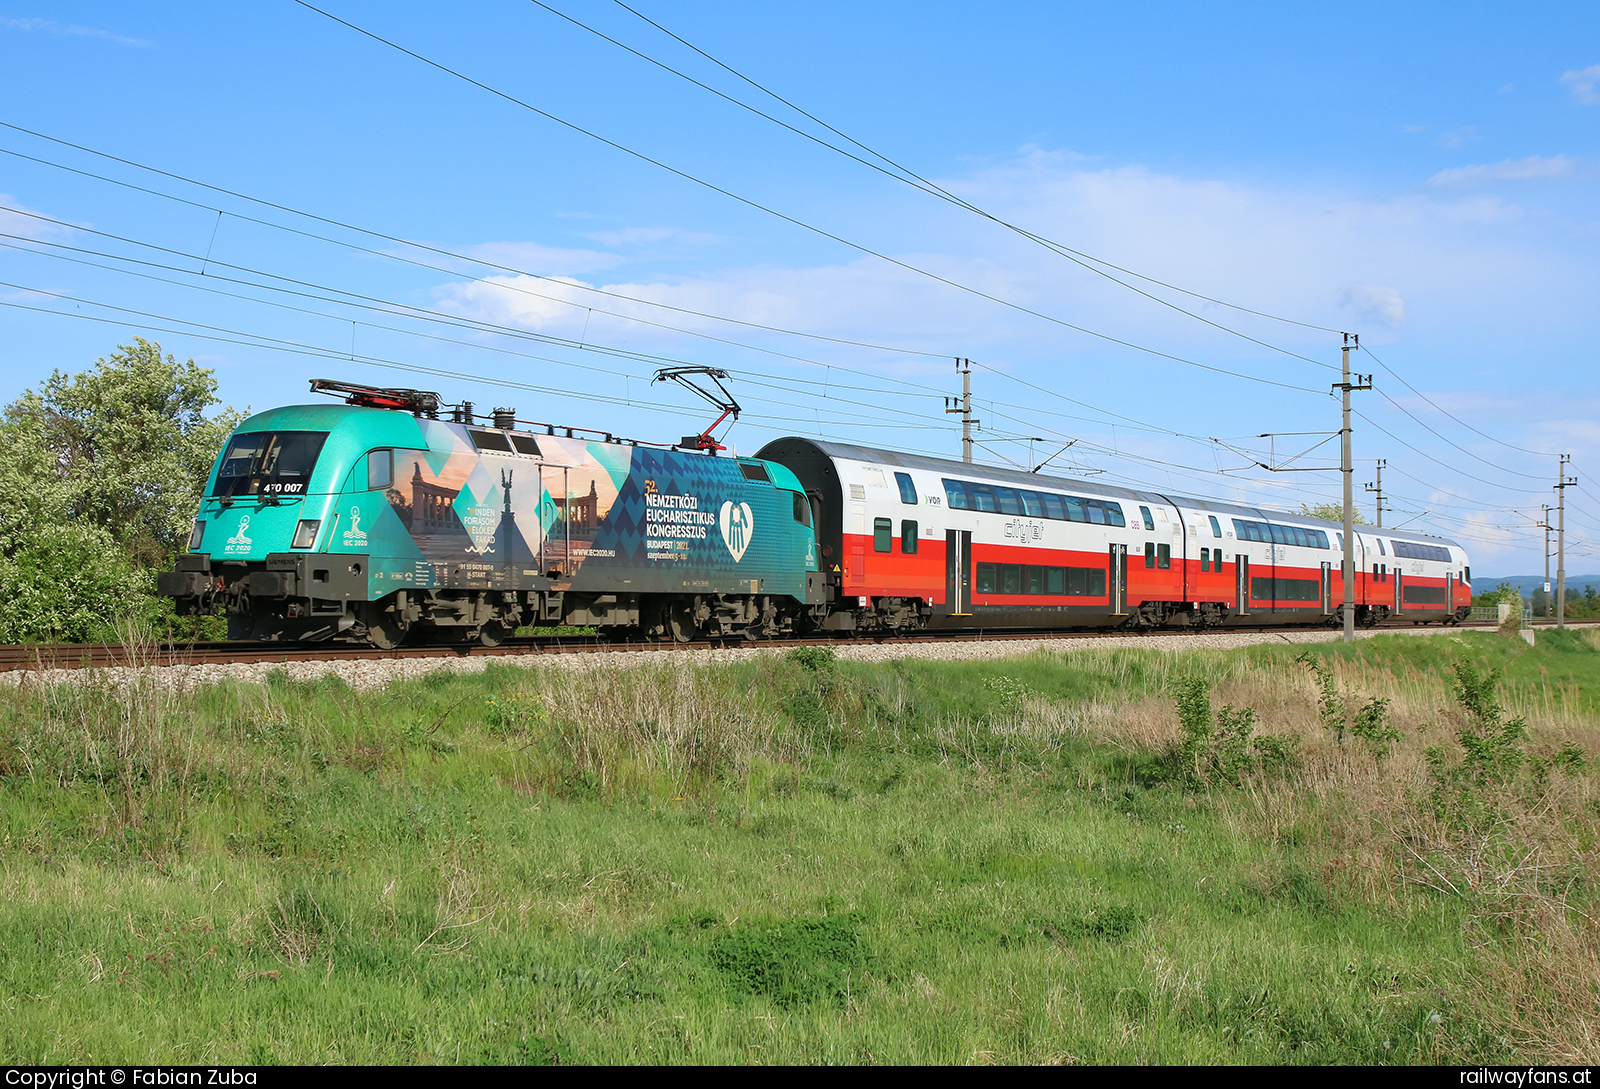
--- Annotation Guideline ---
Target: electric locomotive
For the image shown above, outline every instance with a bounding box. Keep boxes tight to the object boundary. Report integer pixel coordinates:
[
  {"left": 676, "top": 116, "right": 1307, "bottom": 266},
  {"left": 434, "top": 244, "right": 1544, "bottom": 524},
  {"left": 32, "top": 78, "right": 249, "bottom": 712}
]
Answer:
[
  {"left": 159, "top": 381, "right": 1473, "bottom": 644},
  {"left": 159, "top": 381, "right": 826, "bottom": 645}
]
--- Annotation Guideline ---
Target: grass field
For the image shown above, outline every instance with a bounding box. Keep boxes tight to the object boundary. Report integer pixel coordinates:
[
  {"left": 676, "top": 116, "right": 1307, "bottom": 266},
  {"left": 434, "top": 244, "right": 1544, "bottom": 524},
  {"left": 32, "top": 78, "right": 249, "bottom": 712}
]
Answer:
[{"left": 2, "top": 629, "right": 1597, "bottom": 1065}]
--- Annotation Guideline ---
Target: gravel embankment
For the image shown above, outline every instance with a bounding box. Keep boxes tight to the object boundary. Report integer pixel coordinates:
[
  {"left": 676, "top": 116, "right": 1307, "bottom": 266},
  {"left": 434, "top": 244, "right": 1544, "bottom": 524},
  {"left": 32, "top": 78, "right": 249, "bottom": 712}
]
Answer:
[{"left": 0, "top": 626, "right": 1457, "bottom": 694}]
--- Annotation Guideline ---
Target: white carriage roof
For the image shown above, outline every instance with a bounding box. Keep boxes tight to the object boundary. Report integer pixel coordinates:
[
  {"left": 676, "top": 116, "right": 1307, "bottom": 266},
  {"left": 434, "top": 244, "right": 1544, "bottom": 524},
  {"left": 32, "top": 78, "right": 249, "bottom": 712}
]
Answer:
[{"left": 762, "top": 437, "right": 1464, "bottom": 553}]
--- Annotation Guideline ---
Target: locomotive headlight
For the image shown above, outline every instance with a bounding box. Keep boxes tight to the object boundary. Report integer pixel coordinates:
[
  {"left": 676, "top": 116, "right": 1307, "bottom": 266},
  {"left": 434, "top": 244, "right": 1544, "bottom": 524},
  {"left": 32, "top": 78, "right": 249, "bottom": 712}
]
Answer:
[
  {"left": 291, "top": 519, "right": 321, "bottom": 549},
  {"left": 188, "top": 520, "right": 205, "bottom": 551}
]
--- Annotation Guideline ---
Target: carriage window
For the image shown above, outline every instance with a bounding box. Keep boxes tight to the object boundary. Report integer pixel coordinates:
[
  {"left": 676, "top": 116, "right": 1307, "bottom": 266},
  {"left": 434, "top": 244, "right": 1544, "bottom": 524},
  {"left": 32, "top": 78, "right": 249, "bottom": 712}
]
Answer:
[
  {"left": 1102, "top": 502, "right": 1126, "bottom": 528},
  {"left": 975, "top": 563, "right": 996, "bottom": 593},
  {"left": 1019, "top": 491, "right": 1044, "bottom": 517},
  {"left": 901, "top": 520, "right": 918, "bottom": 554},
  {"left": 1086, "top": 500, "right": 1107, "bottom": 525},
  {"left": 970, "top": 484, "right": 997, "bottom": 513},
  {"left": 1209, "top": 516, "right": 1222, "bottom": 538},
  {"left": 1139, "top": 505, "right": 1155, "bottom": 531},
  {"left": 1201, "top": 548, "right": 1210, "bottom": 572},
  {"left": 894, "top": 471, "right": 917, "bottom": 505},
  {"left": 994, "top": 487, "right": 1021, "bottom": 515},
  {"left": 1377, "top": 538, "right": 1386, "bottom": 556},
  {"left": 1145, "top": 542, "right": 1156, "bottom": 569},
  {"left": 1062, "top": 496, "right": 1087, "bottom": 522},
  {"left": 873, "top": 518, "right": 893, "bottom": 553},
  {"left": 1001, "top": 564, "right": 1021, "bottom": 594},
  {"left": 942, "top": 479, "right": 969, "bottom": 509},
  {"left": 1041, "top": 493, "right": 1066, "bottom": 520},
  {"left": 1158, "top": 544, "right": 1171, "bottom": 569},
  {"left": 367, "top": 449, "right": 392, "bottom": 491},
  {"left": 1046, "top": 567, "right": 1065, "bottom": 594}
]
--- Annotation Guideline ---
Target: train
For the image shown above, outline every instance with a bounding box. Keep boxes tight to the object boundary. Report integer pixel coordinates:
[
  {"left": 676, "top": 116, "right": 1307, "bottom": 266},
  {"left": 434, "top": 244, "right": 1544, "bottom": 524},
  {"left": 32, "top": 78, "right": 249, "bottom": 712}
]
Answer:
[{"left": 157, "top": 380, "right": 1474, "bottom": 645}]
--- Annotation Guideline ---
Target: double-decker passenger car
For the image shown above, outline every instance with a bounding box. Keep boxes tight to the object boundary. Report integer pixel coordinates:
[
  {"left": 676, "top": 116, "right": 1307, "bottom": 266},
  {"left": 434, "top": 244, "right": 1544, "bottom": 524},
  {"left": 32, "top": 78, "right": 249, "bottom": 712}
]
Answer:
[{"left": 756, "top": 438, "right": 1472, "bottom": 632}]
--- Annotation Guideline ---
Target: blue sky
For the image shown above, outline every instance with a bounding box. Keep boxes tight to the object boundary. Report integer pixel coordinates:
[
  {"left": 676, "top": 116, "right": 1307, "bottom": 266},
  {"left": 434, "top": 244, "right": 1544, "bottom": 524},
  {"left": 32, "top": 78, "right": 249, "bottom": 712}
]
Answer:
[{"left": 2, "top": 1, "right": 1597, "bottom": 576}]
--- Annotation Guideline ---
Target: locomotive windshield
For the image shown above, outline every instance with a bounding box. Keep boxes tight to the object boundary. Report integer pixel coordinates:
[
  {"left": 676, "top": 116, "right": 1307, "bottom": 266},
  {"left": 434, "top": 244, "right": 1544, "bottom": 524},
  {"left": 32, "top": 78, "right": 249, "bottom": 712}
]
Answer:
[{"left": 212, "top": 430, "right": 329, "bottom": 497}]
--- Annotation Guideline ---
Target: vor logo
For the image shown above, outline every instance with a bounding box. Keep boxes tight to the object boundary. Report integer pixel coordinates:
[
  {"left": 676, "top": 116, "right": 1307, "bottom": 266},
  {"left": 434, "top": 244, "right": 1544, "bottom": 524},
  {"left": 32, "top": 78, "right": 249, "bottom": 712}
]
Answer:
[{"left": 719, "top": 500, "right": 754, "bottom": 563}]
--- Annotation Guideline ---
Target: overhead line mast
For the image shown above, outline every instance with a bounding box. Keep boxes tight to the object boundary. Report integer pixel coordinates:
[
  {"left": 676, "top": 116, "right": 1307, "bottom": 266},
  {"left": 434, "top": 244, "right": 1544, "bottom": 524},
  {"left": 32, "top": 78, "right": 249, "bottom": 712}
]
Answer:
[
  {"left": 1337, "top": 334, "right": 1373, "bottom": 645},
  {"left": 945, "top": 358, "right": 980, "bottom": 464},
  {"left": 1364, "top": 458, "right": 1389, "bottom": 527},
  {"left": 1557, "top": 455, "right": 1577, "bottom": 628}
]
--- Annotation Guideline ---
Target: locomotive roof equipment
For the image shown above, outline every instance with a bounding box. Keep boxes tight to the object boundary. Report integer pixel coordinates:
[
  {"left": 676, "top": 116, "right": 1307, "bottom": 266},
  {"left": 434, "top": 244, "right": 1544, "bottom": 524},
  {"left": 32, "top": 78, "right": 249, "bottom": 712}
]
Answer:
[{"left": 653, "top": 366, "right": 741, "bottom": 454}]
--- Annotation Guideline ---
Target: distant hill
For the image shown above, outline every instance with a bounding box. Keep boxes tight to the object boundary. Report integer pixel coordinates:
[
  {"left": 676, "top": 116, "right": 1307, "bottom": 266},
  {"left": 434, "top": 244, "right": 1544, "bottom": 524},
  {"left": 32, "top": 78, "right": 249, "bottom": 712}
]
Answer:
[{"left": 1478, "top": 574, "right": 1600, "bottom": 597}]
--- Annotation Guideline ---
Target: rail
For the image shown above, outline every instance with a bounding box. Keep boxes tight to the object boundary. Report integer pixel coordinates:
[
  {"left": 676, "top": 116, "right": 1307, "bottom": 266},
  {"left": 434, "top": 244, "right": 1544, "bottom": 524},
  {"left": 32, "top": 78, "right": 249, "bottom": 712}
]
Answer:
[{"left": 2, "top": 617, "right": 1588, "bottom": 672}]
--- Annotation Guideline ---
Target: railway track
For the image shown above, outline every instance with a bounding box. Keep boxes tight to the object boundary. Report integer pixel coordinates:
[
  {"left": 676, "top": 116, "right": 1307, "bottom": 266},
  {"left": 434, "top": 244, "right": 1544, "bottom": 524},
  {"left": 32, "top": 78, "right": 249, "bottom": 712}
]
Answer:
[{"left": 2, "top": 618, "right": 1582, "bottom": 672}]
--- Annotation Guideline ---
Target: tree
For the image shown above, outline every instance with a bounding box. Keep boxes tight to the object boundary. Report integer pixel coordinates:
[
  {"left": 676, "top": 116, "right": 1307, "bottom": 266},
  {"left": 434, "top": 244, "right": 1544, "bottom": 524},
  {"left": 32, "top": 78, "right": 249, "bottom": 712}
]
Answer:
[
  {"left": 1531, "top": 586, "right": 1549, "bottom": 617},
  {"left": 0, "top": 340, "right": 242, "bottom": 640},
  {"left": 1297, "top": 502, "right": 1368, "bottom": 525}
]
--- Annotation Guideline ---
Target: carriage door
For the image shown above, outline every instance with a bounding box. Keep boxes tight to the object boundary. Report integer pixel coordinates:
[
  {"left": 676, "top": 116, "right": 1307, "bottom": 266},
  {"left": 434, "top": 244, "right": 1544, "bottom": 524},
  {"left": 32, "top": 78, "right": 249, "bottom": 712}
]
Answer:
[
  {"left": 1394, "top": 570, "right": 1403, "bottom": 614},
  {"left": 945, "top": 529, "right": 971, "bottom": 615},
  {"left": 1321, "top": 562, "right": 1332, "bottom": 614},
  {"left": 1235, "top": 555, "right": 1250, "bottom": 616},
  {"left": 1109, "top": 543, "right": 1128, "bottom": 615}
]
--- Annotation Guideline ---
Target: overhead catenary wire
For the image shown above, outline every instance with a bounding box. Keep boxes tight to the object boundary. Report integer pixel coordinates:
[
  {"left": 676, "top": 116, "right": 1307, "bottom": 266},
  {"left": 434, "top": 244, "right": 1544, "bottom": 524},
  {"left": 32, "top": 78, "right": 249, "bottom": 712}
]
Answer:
[
  {"left": 286, "top": 2, "right": 1330, "bottom": 395},
  {"left": 0, "top": 139, "right": 952, "bottom": 371},
  {"left": 604, "top": 0, "right": 1346, "bottom": 341},
  {"left": 1361, "top": 342, "right": 1551, "bottom": 458},
  {"left": 0, "top": 122, "right": 1565, "bottom": 556}
]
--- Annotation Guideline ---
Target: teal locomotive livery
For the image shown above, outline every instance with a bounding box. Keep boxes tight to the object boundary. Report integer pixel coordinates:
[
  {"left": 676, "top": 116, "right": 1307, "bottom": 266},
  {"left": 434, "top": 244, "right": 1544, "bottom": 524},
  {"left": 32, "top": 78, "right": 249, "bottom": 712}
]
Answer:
[{"left": 159, "top": 381, "right": 825, "bottom": 645}]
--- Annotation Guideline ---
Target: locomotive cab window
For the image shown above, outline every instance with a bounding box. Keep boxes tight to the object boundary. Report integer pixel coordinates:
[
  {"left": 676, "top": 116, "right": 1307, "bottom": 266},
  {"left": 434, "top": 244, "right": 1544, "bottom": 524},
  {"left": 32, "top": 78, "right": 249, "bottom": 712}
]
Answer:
[
  {"left": 213, "top": 430, "right": 329, "bottom": 497},
  {"left": 367, "top": 449, "right": 392, "bottom": 491},
  {"left": 894, "top": 472, "right": 917, "bottom": 504},
  {"left": 791, "top": 492, "right": 811, "bottom": 526},
  {"left": 901, "top": 520, "right": 918, "bottom": 554},
  {"left": 873, "top": 518, "right": 893, "bottom": 552}
]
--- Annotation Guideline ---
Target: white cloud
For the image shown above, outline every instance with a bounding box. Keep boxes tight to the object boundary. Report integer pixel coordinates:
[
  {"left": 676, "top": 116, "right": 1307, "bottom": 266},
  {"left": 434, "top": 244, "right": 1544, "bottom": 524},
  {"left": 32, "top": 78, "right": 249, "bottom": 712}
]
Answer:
[
  {"left": 464, "top": 240, "right": 626, "bottom": 276},
  {"left": 1339, "top": 284, "right": 1406, "bottom": 328},
  {"left": 432, "top": 146, "right": 1597, "bottom": 375},
  {"left": 1561, "top": 64, "right": 1600, "bottom": 105},
  {"left": 0, "top": 194, "right": 78, "bottom": 239},
  {"left": 582, "top": 226, "right": 721, "bottom": 248},
  {"left": 0, "top": 16, "right": 152, "bottom": 47},
  {"left": 1428, "top": 155, "right": 1576, "bottom": 186}
]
